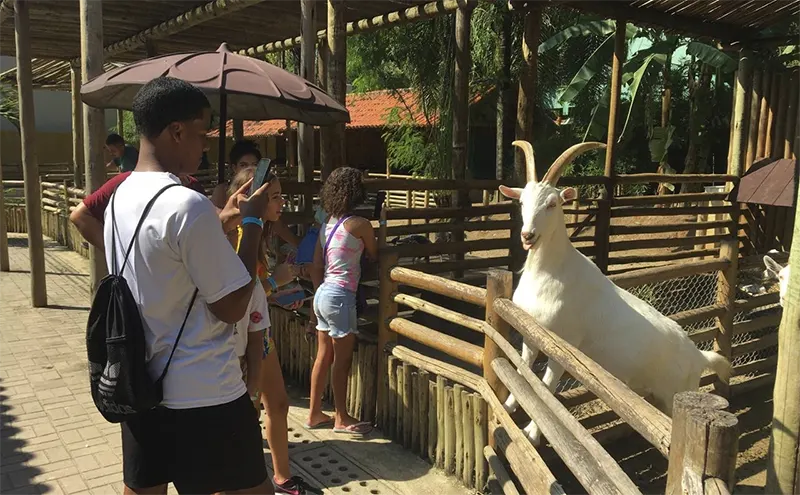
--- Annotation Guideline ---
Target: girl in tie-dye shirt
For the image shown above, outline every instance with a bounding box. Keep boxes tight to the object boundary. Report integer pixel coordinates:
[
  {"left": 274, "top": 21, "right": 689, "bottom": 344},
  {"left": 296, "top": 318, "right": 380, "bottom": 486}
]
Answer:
[{"left": 307, "top": 167, "right": 378, "bottom": 435}]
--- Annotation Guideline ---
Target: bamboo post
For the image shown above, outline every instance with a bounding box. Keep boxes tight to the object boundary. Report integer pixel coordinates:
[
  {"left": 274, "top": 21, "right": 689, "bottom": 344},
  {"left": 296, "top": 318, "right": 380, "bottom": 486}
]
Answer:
[
  {"left": 444, "top": 384, "right": 456, "bottom": 475},
  {"left": 765, "top": 178, "right": 800, "bottom": 495},
  {"left": 473, "top": 394, "right": 488, "bottom": 490},
  {"left": 70, "top": 62, "right": 84, "bottom": 188},
  {"left": 80, "top": 0, "right": 108, "bottom": 296},
  {"left": 604, "top": 18, "right": 627, "bottom": 181},
  {"left": 783, "top": 70, "right": 799, "bottom": 160},
  {"left": 436, "top": 375, "right": 446, "bottom": 469},
  {"left": 394, "top": 358, "right": 404, "bottom": 442},
  {"left": 402, "top": 362, "right": 413, "bottom": 449},
  {"left": 418, "top": 370, "right": 429, "bottom": 457},
  {"left": 453, "top": 383, "right": 465, "bottom": 480},
  {"left": 484, "top": 270, "right": 513, "bottom": 417},
  {"left": 771, "top": 72, "right": 791, "bottom": 160},
  {"left": 387, "top": 355, "right": 398, "bottom": 439},
  {"left": 745, "top": 69, "right": 762, "bottom": 170},
  {"left": 0, "top": 166, "right": 7, "bottom": 272},
  {"left": 376, "top": 211, "right": 398, "bottom": 429},
  {"left": 428, "top": 379, "right": 437, "bottom": 463},
  {"left": 298, "top": 0, "right": 315, "bottom": 217},
  {"left": 325, "top": 0, "right": 346, "bottom": 177},
  {"left": 514, "top": 7, "right": 540, "bottom": 185},
  {"left": 765, "top": 69, "right": 781, "bottom": 156},
  {"left": 665, "top": 392, "right": 739, "bottom": 495},
  {"left": 14, "top": 0, "right": 47, "bottom": 307},
  {"left": 410, "top": 370, "right": 420, "bottom": 453},
  {"left": 363, "top": 345, "right": 376, "bottom": 423},
  {"left": 461, "top": 390, "right": 474, "bottom": 488},
  {"left": 756, "top": 71, "right": 773, "bottom": 159}
]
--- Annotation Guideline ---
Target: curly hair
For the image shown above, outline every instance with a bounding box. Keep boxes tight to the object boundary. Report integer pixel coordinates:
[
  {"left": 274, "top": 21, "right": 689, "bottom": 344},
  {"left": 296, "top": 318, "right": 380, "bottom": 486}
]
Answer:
[
  {"left": 320, "top": 167, "right": 366, "bottom": 217},
  {"left": 229, "top": 139, "right": 261, "bottom": 165}
]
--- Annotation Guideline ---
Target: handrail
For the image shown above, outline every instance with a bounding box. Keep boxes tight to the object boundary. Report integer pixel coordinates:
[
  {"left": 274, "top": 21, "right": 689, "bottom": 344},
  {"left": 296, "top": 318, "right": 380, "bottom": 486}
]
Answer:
[{"left": 390, "top": 266, "right": 486, "bottom": 307}]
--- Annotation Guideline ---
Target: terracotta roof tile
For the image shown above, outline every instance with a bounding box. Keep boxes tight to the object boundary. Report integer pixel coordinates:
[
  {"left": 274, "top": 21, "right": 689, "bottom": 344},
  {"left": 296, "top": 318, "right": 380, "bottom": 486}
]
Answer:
[{"left": 209, "top": 89, "right": 429, "bottom": 138}]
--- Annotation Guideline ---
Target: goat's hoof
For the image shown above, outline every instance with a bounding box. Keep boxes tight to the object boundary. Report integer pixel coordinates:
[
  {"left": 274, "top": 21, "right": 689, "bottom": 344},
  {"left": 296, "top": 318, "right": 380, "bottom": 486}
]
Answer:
[
  {"left": 524, "top": 422, "right": 542, "bottom": 446},
  {"left": 503, "top": 397, "right": 519, "bottom": 414}
]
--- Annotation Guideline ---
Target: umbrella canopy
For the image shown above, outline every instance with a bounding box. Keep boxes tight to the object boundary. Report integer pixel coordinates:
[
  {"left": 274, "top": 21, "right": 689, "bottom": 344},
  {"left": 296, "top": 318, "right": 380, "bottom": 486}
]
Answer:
[
  {"left": 728, "top": 157, "right": 798, "bottom": 207},
  {"left": 80, "top": 43, "right": 350, "bottom": 126}
]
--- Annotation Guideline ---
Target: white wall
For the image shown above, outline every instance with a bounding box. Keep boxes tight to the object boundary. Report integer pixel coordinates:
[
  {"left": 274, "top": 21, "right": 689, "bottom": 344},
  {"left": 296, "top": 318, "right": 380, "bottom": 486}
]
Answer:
[{"left": 0, "top": 55, "right": 119, "bottom": 133}]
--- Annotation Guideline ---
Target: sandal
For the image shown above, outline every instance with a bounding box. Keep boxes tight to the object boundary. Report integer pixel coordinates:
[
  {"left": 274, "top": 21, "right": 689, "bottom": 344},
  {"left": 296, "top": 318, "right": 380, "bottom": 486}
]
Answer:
[
  {"left": 303, "top": 418, "right": 334, "bottom": 430},
  {"left": 332, "top": 421, "right": 373, "bottom": 435}
]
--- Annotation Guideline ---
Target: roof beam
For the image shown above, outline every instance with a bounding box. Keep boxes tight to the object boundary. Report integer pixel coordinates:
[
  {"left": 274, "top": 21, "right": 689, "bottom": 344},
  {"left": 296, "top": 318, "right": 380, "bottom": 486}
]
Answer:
[
  {"left": 239, "top": 0, "right": 478, "bottom": 56},
  {"left": 66, "top": 0, "right": 266, "bottom": 63},
  {"left": 552, "top": 1, "right": 752, "bottom": 43}
]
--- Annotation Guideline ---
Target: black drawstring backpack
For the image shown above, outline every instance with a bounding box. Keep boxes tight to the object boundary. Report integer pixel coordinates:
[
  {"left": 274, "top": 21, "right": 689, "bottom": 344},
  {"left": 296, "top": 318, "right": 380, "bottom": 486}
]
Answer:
[{"left": 86, "top": 183, "right": 198, "bottom": 423}]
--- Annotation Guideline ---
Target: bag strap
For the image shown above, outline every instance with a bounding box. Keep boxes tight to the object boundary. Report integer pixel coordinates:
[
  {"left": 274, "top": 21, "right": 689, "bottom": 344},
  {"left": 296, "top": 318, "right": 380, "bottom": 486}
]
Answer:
[
  {"left": 322, "top": 215, "right": 351, "bottom": 259},
  {"left": 110, "top": 182, "right": 182, "bottom": 277},
  {"left": 155, "top": 287, "right": 198, "bottom": 384}
]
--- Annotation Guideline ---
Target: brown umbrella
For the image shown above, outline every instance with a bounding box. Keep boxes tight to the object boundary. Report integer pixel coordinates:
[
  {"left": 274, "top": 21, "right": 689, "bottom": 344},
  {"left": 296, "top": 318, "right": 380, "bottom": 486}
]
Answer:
[{"left": 81, "top": 43, "right": 350, "bottom": 180}]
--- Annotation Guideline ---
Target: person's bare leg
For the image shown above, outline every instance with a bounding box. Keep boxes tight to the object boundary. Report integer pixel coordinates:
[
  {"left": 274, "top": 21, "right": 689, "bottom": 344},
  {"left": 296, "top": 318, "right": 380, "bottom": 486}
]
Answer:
[
  {"left": 307, "top": 331, "right": 334, "bottom": 427},
  {"left": 330, "top": 333, "right": 359, "bottom": 428},
  {"left": 259, "top": 350, "right": 292, "bottom": 484},
  {"left": 124, "top": 484, "right": 167, "bottom": 495}
]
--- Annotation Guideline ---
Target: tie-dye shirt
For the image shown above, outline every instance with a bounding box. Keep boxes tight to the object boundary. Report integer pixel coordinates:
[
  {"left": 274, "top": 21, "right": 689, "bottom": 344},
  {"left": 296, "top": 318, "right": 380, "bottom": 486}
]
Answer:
[{"left": 320, "top": 217, "right": 364, "bottom": 293}]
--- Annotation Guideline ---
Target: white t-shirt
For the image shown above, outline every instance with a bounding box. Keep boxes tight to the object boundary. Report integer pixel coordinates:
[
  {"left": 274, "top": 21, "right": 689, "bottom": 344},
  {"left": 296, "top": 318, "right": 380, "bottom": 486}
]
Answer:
[
  {"left": 103, "top": 171, "right": 252, "bottom": 409},
  {"left": 234, "top": 280, "right": 270, "bottom": 357}
]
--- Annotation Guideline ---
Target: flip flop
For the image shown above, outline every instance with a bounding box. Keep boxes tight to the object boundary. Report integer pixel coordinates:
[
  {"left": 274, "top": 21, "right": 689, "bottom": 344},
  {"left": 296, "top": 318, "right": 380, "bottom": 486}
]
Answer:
[
  {"left": 303, "top": 418, "right": 334, "bottom": 430},
  {"left": 333, "top": 422, "right": 373, "bottom": 435}
]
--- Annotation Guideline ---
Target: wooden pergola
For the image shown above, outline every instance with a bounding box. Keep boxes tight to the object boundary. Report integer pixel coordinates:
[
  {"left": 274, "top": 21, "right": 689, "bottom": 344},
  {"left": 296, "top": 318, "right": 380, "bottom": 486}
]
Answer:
[{"left": 1, "top": 1, "right": 798, "bottom": 491}]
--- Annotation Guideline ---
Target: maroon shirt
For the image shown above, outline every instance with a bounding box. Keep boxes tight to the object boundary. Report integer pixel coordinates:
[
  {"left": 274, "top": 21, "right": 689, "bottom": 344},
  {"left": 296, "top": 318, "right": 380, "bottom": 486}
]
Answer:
[{"left": 82, "top": 171, "right": 206, "bottom": 221}]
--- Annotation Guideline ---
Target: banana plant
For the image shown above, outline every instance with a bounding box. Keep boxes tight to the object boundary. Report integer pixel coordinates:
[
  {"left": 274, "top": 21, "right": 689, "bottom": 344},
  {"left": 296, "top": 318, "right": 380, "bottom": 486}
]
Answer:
[{"left": 0, "top": 82, "right": 20, "bottom": 132}]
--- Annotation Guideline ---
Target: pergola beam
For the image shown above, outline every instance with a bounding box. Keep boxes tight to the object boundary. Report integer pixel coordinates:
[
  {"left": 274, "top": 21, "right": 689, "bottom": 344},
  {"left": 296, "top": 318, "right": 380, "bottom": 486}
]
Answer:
[
  {"left": 65, "top": 0, "right": 265, "bottom": 63},
  {"left": 240, "top": 0, "right": 478, "bottom": 56}
]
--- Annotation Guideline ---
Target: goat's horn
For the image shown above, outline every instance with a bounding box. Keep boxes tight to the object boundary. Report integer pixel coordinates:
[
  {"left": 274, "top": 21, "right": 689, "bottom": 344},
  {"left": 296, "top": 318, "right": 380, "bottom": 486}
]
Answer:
[
  {"left": 512, "top": 140, "right": 537, "bottom": 183},
  {"left": 542, "top": 142, "right": 607, "bottom": 186}
]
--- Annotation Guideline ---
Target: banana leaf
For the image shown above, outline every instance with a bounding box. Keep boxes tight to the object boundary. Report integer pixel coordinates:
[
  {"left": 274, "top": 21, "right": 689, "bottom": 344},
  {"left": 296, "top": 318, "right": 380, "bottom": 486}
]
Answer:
[
  {"left": 538, "top": 20, "right": 616, "bottom": 54},
  {"left": 619, "top": 52, "right": 668, "bottom": 140},
  {"left": 686, "top": 42, "right": 737, "bottom": 73},
  {"left": 649, "top": 125, "right": 675, "bottom": 164}
]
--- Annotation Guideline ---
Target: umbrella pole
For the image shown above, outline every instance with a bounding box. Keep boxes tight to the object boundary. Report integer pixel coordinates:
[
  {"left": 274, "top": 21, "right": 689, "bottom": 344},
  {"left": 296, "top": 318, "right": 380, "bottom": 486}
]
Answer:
[{"left": 217, "top": 94, "right": 227, "bottom": 185}]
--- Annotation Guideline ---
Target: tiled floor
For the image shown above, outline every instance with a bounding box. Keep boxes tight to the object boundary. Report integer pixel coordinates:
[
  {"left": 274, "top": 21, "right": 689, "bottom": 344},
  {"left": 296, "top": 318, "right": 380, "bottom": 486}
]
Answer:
[{"left": 0, "top": 234, "right": 468, "bottom": 495}]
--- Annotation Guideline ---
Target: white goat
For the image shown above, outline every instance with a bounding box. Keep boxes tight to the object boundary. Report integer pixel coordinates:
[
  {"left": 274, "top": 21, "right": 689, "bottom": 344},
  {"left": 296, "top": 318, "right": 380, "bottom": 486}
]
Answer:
[
  {"left": 499, "top": 140, "right": 732, "bottom": 444},
  {"left": 763, "top": 254, "right": 790, "bottom": 307}
]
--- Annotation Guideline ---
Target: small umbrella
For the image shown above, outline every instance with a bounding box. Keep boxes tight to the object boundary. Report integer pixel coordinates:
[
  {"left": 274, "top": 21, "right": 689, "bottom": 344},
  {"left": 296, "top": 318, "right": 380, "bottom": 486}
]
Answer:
[{"left": 81, "top": 43, "right": 350, "bottom": 182}]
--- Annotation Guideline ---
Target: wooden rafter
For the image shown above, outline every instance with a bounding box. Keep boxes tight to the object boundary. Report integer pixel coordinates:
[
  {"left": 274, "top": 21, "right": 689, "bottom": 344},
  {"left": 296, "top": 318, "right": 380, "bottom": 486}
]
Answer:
[{"left": 239, "top": 0, "right": 478, "bottom": 56}]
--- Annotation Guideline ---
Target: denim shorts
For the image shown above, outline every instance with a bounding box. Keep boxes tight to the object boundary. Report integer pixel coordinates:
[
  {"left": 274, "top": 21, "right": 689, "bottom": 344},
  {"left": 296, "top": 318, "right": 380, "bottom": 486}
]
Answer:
[{"left": 313, "top": 282, "right": 358, "bottom": 339}]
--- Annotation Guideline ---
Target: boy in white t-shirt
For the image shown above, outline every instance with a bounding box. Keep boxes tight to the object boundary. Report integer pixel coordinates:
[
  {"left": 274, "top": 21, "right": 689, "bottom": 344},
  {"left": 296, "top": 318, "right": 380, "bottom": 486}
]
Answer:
[{"left": 234, "top": 280, "right": 270, "bottom": 408}]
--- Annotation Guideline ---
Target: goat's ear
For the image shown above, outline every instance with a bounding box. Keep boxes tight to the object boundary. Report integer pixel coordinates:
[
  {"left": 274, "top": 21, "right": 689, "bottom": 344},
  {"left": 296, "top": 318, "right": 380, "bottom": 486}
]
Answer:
[
  {"left": 499, "top": 185, "right": 522, "bottom": 200},
  {"left": 560, "top": 187, "right": 578, "bottom": 204},
  {"left": 764, "top": 255, "right": 783, "bottom": 278}
]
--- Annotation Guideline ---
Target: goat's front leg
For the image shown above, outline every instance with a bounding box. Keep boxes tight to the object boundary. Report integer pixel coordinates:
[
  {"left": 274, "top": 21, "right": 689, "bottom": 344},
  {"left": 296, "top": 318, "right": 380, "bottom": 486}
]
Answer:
[
  {"left": 523, "top": 361, "right": 566, "bottom": 446},
  {"left": 503, "top": 342, "right": 539, "bottom": 413}
]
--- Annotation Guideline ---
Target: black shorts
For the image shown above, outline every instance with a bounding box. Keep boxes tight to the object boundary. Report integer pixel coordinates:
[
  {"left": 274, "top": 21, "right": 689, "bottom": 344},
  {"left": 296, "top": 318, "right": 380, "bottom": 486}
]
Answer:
[{"left": 121, "top": 393, "right": 267, "bottom": 493}]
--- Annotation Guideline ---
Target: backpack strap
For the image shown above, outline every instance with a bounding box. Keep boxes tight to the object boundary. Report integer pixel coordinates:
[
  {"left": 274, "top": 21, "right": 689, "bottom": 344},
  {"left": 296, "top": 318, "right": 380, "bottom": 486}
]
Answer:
[
  {"left": 322, "top": 215, "right": 351, "bottom": 261},
  {"left": 155, "top": 287, "right": 198, "bottom": 385},
  {"left": 110, "top": 182, "right": 181, "bottom": 277}
]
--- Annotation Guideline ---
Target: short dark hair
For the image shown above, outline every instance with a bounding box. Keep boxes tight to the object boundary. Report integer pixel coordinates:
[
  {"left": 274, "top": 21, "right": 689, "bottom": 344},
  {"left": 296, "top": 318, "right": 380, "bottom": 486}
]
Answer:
[
  {"left": 320, "top": 167, "right": 366, "bottom": 217},
  {"left": 229, "top": 139, "right": 262, "bottom": 165},
  {"left": 105, "top": 133, "right": 125, "bottom": 146},
  {"left": 132, "top": 77, "right": 210, "bottom": 139}
]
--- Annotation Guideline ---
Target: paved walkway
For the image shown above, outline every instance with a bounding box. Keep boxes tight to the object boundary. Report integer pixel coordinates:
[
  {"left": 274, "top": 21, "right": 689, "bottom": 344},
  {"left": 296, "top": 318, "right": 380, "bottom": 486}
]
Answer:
[{"left": 0, "top": 234, "right": 467, "bottom": 495}]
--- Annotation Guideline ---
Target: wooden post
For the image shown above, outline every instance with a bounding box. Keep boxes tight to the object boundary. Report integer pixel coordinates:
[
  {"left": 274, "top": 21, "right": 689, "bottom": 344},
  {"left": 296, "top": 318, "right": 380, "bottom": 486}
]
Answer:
[
  {"left": 514, "top": 7, "right": 540, "bottom": 185},
  {"left": 14, "top": 0, "right": 47, "bottom": 307},
  {"left": 594, "top": 197, "right": 612, "bottom": 274},
  {"left": 317, "top": 37, "right": 330, "bottom": 174},
  {"left": 756, "top": 71, "right": 773, "bottom": 159},
  {"left": 70, "top": 62, "right": 84, "bottom": 188},
  {"left": 80, "top": 0, "right": 108, "bottom": 295},
  {"left": 665, "top": 392, "right": 739, "bottom": 495},
  {"left": 765, "top": 174, "right": 800, "bottom": 495},
  {"left": 484, "top": 270, "right": 512, "bottom": 419},
  {"left": 783, "top": 70, "right": 799, "bottom": 160},
  {"left": 232, "top": 119, "right": 244, "bottom": 141},
  {"left": 715, "top": 239, "right": 738, "bottom": 397},
  {"left": 771, "top": 72, "right": 791, "bottom": 160},
  {"left": 0, "top": 158, "right": 9, "bottom": 272},
  {"left": 62, "top": 180, "right": 70, "bottom": 246},
  {"left": 604, "top": 19, "right": 627, "bottom": 183},
  {"left": 117, "top": 109, "right": 125, "bottom": 139},
  {"left": 325, "top": 0, "right": 346, "bottom": 178},
  {"left": 745, "top": 69, "right": 762, "bottom": 170},
  {"left": 495, "top": 3, "right": 511, "bottom": 182},
  {"left": 765, "top": 69, "right": 781, "bottom": 157},
  {"left": 376, "top": 209, "right": 399, "bottom": 431},
  {"left": 298, "top": 0, "right": 316, "bottom": 226}
]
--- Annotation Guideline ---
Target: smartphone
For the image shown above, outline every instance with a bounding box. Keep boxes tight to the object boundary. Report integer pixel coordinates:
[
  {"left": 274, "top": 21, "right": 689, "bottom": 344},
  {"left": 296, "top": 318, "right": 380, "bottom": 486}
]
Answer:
[{"left": 250, "top": 158, "right": 272, "bottom": 196}]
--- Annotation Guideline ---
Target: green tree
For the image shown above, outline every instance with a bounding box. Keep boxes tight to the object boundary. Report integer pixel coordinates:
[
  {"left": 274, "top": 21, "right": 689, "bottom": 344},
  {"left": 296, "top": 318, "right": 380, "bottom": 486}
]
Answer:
[{"left": 0, "top": 82, "right": 20, "bottom": 131}]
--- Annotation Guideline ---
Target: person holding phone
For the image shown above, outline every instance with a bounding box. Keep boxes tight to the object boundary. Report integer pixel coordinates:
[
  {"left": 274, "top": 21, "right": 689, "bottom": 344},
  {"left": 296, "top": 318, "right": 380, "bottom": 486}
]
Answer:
[{"left": 227, "top": 167, "right": 314, "bottom": 495}]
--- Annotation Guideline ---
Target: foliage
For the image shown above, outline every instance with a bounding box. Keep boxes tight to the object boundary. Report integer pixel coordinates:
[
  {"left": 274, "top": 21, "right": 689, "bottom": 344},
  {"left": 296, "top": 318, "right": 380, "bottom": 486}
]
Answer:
[
  {"left": 0, "top": 82, "right": 20, "bottom": 131},
  {"left": 109, "top": 110, "right": 138, "bottom": 145}
]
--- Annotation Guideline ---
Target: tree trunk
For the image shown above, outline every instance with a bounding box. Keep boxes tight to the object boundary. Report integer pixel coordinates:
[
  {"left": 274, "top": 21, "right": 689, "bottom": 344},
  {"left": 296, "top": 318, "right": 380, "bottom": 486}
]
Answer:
[
  {"left": 681, "top": 63, "right": 712, "bottom": 194},
  {"left": 495, "top": 4, "right": 511, "bottom": 182},
  {"left": 656, "top": 50, "right": 672, "bottom": 195}
]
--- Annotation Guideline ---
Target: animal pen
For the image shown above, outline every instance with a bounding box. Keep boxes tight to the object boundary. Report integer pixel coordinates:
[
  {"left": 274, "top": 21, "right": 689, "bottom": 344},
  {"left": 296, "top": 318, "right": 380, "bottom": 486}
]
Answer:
[{"left": 2, "top": 1, "right": 800, "bottom": 494}]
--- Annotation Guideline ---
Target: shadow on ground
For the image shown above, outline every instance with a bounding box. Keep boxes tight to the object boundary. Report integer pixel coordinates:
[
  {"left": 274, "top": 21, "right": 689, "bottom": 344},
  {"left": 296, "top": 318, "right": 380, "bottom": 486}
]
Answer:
[{"left": 0, "top": 380, "right": 44, "bottom": 492}]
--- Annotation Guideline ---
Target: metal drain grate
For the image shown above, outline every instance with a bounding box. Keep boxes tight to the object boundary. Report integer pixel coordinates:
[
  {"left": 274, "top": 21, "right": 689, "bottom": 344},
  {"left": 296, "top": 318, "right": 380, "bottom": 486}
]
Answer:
[{"left": 293, "top": 447, "right": 396, "bottom": 495}]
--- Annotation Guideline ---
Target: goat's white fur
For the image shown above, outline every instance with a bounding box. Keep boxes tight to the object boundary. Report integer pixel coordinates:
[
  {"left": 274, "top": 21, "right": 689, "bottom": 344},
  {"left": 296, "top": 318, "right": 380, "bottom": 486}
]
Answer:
[
  {"left": 763, "top": 254, "right": 790, "bottom": 307},
  {"left": 500, "top": 140, "right": 732, "bottom": 445}
]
